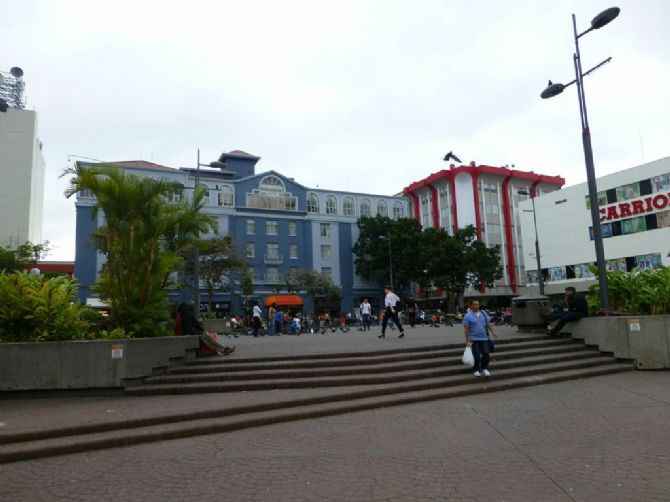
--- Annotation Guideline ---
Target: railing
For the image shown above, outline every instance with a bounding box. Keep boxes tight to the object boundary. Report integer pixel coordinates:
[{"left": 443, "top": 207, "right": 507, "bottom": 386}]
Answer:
[{"left": 264, "top": 254, "right": 284, "bottom": 265}]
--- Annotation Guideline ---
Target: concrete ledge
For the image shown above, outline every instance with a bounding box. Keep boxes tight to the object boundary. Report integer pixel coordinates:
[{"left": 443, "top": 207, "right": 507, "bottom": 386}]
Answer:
[
  {"left": 0, "top": 336, "right": 200, "bottom": 391},
  {"left": 570, "top": 316, "right": 670, "bottom": 369}
]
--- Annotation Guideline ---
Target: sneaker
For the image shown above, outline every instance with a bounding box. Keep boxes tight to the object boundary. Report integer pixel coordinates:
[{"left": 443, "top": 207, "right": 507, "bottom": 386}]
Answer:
[
  {"left": 473, "top": 371, "right": 481, "bottom": 377},
  {"left": 222, "top": 346, "right": 235, "bottom": 356},
  {"left": 483, "top": 369, "right": 491, "bottom": 377}
]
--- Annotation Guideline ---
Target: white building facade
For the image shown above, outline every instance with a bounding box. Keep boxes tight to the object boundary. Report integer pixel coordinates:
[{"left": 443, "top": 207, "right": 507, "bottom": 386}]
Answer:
[
  {"left": 519, "top": 156, "right": 670, "bottom": 295},
  {"left": 0, "top": 108, "right": 45, "bottom": 246}
]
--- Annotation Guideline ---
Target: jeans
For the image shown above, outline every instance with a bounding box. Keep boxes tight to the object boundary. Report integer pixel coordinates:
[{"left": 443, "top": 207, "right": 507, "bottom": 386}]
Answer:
[
  {"left": 550, "top": 311, "right": 584, "bottom": 335},
  {"left": 268, "top": 319, "right": 275, "bottom": 336},
  {"left": 471, "top": 340, "right": 490, "bottom": 372},
  {"left": 362, "top": 314, "right": 371, "bottom": 330},
  {"left": 381, "top": 307, "right": 404, "bottom": 335}
]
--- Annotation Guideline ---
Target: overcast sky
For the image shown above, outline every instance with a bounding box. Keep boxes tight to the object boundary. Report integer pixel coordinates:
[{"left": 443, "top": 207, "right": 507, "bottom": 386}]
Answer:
[{"left": 3, "top": 0, "right": 669, "bottom": 260}]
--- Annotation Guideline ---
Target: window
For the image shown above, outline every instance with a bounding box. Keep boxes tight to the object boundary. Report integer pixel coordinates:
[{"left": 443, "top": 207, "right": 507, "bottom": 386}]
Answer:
[
  {"left": 289, "top": 243, "right": 298, "bottom": 259},
  {"left": 321, "top": 267, "right": 332, "bottom": 279},
  {"left": 360, "top": 199, "right": 371, "bottom": 217},
  {"left": 343, "top": 197, "right": 354, "bottom": 216},
  {"left": 307, "top": 193, "right": 320, "bottom": 213},
  {"left": 246, "top": 175, "right": 297, "bottom": 210},
  {"left": 246, "top": 242, "right": 255, "bottom": 258},
  {"left": 377, "top": 200, "right": 388, "bottom": 217},
  {"left": 266, "top": 220, "right": 278, "bottom": 235},
  {"left": 320, "top": 244, "right": 331, "bottom": 260},
  {"left": 266, "top": 243, "right": 279, "bottom": 257},
  {"left": 288, "top": 222, "right": 297, "bottom": 236},
  {"left": 393, "top": 202, "right": 404, "bottom": 219},
  {"left": 79, "top": 188, "right": 95, "bottom": 199},
  {"left": 217, "top": 185, "right": 234, "bottom": 207},
  {"left": 198, "top": 184, "right": 211, "bottom": 205},
  {"left": 246, "top": 219, "right": 255, "bottom": 235},
  {"left": 326, "top": 195, "right": 337, "bottom": 215},
  {"left": 166, "top": 187, "right": 182, "bottom": 204},
  {"left": 266, "top": 266, "right": 281, "bottom": 282},
  {"left": 320, "top": 223, "right": 331, "bottom": 238}
]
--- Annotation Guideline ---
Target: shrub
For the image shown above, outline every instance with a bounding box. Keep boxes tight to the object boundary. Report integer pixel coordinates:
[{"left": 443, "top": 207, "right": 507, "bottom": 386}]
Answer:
[
  {"left": 588, "top": 266, "right": 670, "bottom": 315},
  {"left": 0, "top": 272, "right": 92, "bottom": 342}
]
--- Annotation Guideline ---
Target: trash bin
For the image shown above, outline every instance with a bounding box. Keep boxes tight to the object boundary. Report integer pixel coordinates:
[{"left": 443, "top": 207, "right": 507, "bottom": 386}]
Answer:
[{"left": 511, "top": 294, "right": 551, "bottom": 330}]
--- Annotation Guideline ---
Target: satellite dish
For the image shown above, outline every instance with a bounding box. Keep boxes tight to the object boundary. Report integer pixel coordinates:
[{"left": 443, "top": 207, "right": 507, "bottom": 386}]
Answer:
[{"left": 10, "top": 67, "right": 24, "bottom": 78}]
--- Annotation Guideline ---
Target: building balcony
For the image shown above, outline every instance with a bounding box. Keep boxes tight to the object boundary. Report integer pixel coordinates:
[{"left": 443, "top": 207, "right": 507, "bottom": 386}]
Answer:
[{"left": 264, "top": 254, "right": 284, "bottom": 265}]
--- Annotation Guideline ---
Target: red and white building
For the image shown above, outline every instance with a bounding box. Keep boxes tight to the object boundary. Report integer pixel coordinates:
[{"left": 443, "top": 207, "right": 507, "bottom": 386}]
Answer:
[{"left": 404, "top": 162, "right": 564, "bottom": 298}]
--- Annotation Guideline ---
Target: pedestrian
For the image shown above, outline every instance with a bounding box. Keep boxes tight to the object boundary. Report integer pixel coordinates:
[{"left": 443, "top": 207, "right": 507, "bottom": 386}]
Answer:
[
  {"left": 547, "top": 286, "right": 588, "bottom": 335},
  {"left": 379, "top": 285, "right": 405, "bottom": 339},
  {"left": 274, "top": 307, "right": 284, "bottom": 336},
  {"left": 462, "top": 299, "right": 497, "bottom": 377},
  {"left": 290, "top": 313, "right": 302, "bottom": 335},
  {"left": 267, "top": 302, "right": 277, "bottom": 336},
  {"left": 359, "top": 298, "right": 372, "bottom": 330},
  {"left": 176, "top": 303, "right": 235, "bottom": 356},
  {"left": 252, "top": 301, "right": 262, "bottom": 337},
  {"left": 406, "top": 298, "right": 418, "bottom": 327}
]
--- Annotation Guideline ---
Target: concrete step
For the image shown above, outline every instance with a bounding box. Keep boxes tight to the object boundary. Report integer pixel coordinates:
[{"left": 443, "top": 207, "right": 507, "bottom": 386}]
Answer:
[
  {"left": 168, "top": 337, "right": 576, "bottom": 373},
  {"left": 0, "top": 362, "right": 632, "bottom": 464},
  {"left": 144, "top": 345, "right": 598, "bottom": 385},
  {"left": 126, "top": 354, "right": 619, "bottom": 395}
]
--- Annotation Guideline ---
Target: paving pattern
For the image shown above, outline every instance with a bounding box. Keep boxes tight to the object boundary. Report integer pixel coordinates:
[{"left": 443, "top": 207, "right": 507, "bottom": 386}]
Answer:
[{"left": 2, "top": 371, "right": 669, "bottom": 502}]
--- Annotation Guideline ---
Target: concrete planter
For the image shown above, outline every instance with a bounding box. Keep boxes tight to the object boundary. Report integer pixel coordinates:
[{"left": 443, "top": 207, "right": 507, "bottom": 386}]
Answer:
[
  {"left": 0, "top": 335, "right": 200, "bottom": 391},
  {"left": 570, "top": 316, "right": 670, "bottom": 369}
]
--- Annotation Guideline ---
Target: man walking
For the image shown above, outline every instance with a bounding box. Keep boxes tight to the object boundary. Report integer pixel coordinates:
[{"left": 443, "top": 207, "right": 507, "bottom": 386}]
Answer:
[
  {"left": 252, "top": 301, "right": 263, "bottom": 337},
  {"left": 379, "top": 285, "right": 405, "bottom": 339},
  {"left": 359, "top": 298, "right": 372, "bottom": 330},
  {"left": 267, "top": 302, "right": 277, "bottom": 336},
  {"left": 463, "top": 300, "right": 497, "bottom": 377},
  {"left": 406, "top": 298, "right": 418, "bottom": 328},
  {"left": 548, "top": 286, "right": 588, "bottom": 335}
]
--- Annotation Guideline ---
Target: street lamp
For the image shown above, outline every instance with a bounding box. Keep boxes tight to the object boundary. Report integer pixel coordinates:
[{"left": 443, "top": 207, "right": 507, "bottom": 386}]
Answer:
[
  {"left": 540, "top": 7, "right": 619, "bottom": 312},
  {"left": 518, "top": 189, "right": 544, "bottom": 295}
]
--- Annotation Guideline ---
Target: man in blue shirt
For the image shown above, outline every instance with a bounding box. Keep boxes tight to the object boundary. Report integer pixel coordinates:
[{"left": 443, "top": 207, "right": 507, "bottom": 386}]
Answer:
[{"left": 463, "top": 300, "right": 497, "bottom": 377}]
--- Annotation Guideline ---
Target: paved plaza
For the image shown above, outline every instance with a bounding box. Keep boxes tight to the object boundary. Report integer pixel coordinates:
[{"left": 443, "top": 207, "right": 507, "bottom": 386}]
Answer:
[{"left": 1, "top": 325, "right": 669, "bottom": 501}]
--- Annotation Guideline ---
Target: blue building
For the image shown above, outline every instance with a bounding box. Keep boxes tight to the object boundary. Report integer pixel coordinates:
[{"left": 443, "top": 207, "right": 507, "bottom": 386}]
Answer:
[{"left": 73, "top": 150, "right": 409, "bottom": 316}]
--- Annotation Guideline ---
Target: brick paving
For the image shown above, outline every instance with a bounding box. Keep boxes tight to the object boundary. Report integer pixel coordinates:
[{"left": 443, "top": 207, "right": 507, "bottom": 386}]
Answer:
[{"left": 2, "top": 371, "right": 669, "bottom": 501}]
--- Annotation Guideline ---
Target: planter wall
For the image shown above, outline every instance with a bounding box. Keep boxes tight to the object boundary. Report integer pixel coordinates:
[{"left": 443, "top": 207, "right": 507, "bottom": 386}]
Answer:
[
  {"left": 0, "top": 335, "right": 200, "bottom": 391},
  {"left": 569, "top": 316, "right": 670, "bottom": 369}
]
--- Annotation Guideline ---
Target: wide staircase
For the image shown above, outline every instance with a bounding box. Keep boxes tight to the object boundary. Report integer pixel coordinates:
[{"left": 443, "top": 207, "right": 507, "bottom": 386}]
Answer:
[{"left": 0, "top": 335, "right": 632, "bottom": 463}]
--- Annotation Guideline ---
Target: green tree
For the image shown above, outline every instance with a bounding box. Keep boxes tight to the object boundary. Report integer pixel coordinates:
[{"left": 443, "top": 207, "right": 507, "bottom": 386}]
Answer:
[
  {"left": 352, "top": 215, "right": 424, "bottom": 294},
  {"left": 284, "top": 268, "right": 341, "bottom": 313},
  {"left": 419, "top": 226, "right": 502, "bottom": 310},
  {"left": 0, "top": 241, "right": 50, "bottom": 272},
  {"left": 240, "top": 269, "right": 254, "bottom": 298},
  {"left": 63, "top": 164, "right": 214, "bottom": 337},
  {"left": 195, "top": 236, "right": 249, "bottom": 316}
]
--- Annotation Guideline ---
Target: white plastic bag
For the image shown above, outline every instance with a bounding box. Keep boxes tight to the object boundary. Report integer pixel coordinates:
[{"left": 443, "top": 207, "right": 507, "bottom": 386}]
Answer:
[{"left": 462, "top": 345, "right": 475, "bottom": 367}]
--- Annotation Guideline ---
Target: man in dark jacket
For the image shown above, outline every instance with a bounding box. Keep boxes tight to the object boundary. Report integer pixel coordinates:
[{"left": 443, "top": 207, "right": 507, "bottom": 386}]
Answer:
[{"left": 547, "top": 287, "right": 588, "bottom": 335}]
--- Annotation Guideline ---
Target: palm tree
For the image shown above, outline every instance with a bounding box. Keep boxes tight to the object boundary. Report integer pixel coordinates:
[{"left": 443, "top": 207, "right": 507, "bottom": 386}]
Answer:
[{"left": 63, "top": 164, "right": 214, "bottom": 336}]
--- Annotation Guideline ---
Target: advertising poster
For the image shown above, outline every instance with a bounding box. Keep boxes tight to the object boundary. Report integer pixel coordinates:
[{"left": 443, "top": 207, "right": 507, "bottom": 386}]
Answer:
[
  {"left": 574, "top": 263, "right": 594, "bottom": 278},
  {"left": 616, "top": 183, "right": 640, "bottom": 201},
  {"left": 607, "top": 258, "right": 627, "bottom": 272},
  {"left": 635, "top": 254, "right": 662, "bottom": 270},
  {"left": 651, "top": 173, "right": 670, "bottom": 193},
  {"left": 548, "top": 267, "right": 567, "bottom": 281},
  {"left": 657, "top": 210, "right": 670, "bottom": 228},
  {"left": 622, "top": 216, "right": 646, "bottom": 235}
]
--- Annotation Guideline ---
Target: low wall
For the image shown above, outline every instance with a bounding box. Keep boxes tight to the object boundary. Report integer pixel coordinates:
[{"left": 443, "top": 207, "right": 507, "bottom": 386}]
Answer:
[
  {"left": 568, "top": 316, "right": 670, "bottom": 369},
  {"left": 0, "top": 336, "right": 200, "bottom": 391}
]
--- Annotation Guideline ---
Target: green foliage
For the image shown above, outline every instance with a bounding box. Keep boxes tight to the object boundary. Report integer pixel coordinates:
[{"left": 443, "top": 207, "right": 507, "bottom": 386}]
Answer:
[
  {"left": 285, "top": 268, "right": 341, "bottom": 312},
  {"left": 0, "top": 272, "right": 91, "bottom": 342},
  {"left": 588, "top": 266, "right": 670, "bottom": 315},
  {"left": 63, "top": 163, "right": 215, "bottom": 337},
  {"left": 0, "top": 241, "right": 50, "bottom": 272},
  {"left": 352, "top": 216, "right": 424, "bottom": 293},
  {"left": 240, "top": 269, "right": 254, "bottom": 297}
]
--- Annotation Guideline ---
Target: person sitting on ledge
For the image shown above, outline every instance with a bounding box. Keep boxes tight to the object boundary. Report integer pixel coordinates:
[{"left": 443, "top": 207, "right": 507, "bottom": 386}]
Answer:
[
  {"left": 176, "top": 302, "right": 235, "bottom": 356},
  {"left": 547, "top": 287, "right": 588, "bottom": 336}
]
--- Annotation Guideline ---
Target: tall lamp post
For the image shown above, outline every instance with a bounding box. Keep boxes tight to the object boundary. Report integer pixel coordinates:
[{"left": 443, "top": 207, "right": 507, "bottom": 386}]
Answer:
[
  {"left": 518, "top": 190, "right": 544, "bottom": 295},
  {"left": 540, "top": 7, "right": 620, "bottom": 312}
]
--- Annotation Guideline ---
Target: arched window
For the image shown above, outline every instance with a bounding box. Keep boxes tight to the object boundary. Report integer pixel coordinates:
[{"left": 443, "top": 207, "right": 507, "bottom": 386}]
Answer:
[
  {"left": 217, "top": 185, "right": 234, "bottom": 207},
  {"left": 377, "top": 200, "right": 388, "bottom": 217},
  {"left": 343, "top": 197, "right": 355, "bottom": 216},
  {"left": 307, "top": 192, "right": 320, "bottom": 213},
  {"left": 246, "top": 175, "right": 297, "bottom": 210},
  {"left": 393, "top": 202, "right": 404, "bottom": 219},
  {"left": 259, "top": 175, "right": 285, "bottom": 192},
  {"left": 326, "top": 195, "right": 337, "bottom": 215},
  {"left": 360, "top": 198, "right": 371, "bottom": 217}
]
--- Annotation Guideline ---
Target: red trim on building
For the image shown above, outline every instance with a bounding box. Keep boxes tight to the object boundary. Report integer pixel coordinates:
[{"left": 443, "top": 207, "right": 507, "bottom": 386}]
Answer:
[
  {"left": 530, "top": 179, "right": 541, "bottom": 198},
  {"left": 427, "top": 184, "right": 440, "bottom": 229},
  {"left": 500, "top": 176, "right": 517, "bottom": 293},
  {"left": 447, "top": 172, "right": 458, "bottom": 234},
  {"left": 35, "top": 262, "right": 75, "bottom": 276},
  {"left": 405, "top": 190, "right": 420, "bottom": 221}
]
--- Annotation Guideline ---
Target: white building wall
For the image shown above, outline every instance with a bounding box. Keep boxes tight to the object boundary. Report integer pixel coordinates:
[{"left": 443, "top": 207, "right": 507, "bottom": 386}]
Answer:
[
  {"left": 0, "top": 108, "right": 45, "bottom": 246},
  {"left": 520, "top": 157, "right": 670, "bottom": 293},
  {"left": 454, "top": 172, "right": 476, "bottom": 228}
]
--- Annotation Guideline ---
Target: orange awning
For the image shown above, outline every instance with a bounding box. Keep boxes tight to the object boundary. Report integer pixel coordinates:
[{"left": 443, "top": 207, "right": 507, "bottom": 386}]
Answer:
[{"left": 264, "top": 295, "right": 304, "bottom": 307}]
